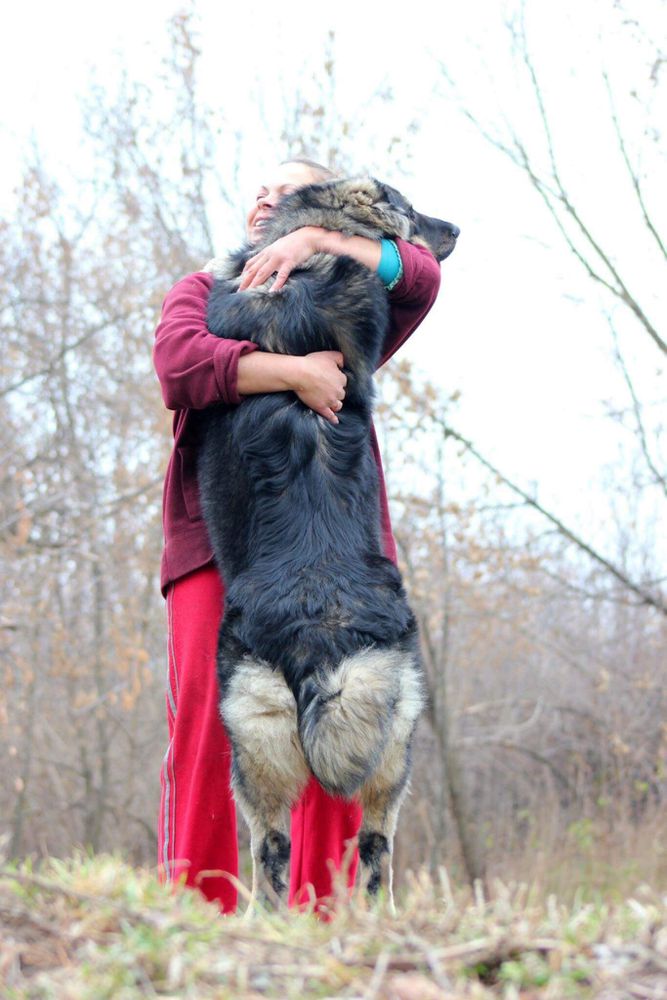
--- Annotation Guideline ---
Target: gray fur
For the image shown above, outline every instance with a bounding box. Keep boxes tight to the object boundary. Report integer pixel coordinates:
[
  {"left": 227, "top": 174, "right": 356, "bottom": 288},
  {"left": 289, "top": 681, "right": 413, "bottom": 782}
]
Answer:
[{"left": 297, "top": 647, "right": 424, "bottom": 798}]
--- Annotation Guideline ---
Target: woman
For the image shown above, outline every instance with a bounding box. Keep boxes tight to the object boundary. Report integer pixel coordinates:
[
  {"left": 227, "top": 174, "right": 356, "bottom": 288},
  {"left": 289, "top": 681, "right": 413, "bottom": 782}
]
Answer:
[{"left": 153, "top": 157, "right": 441, "bottom": 913}]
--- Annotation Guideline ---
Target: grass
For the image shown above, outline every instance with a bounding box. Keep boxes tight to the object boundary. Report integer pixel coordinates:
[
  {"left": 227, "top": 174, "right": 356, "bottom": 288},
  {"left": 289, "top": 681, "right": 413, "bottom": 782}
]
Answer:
[{"left": 2, "top": 852, "right": 667, "bottom": 998}]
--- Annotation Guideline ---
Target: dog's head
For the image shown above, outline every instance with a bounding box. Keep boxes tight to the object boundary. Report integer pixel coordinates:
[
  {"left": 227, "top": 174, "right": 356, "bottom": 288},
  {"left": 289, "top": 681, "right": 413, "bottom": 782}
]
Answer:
[
  {"left": 258, "top": 176, "right": 459, "bottom": 263},
  {"left": 371, "top": 180, "right": 460, "bottom": 262}
]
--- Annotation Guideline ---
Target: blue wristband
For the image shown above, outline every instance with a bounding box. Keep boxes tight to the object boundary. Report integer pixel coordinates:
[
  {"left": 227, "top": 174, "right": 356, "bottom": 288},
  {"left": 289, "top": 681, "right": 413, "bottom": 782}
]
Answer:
[{"left": 377, "top": 238, "right": 403, "bottom": 291}]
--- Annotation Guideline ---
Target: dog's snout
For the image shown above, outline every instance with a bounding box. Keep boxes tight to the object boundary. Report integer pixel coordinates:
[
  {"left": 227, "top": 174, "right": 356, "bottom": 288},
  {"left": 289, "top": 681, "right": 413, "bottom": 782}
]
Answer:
[{"left": 449, "top": 223, "right": 460, "bottom": 240}]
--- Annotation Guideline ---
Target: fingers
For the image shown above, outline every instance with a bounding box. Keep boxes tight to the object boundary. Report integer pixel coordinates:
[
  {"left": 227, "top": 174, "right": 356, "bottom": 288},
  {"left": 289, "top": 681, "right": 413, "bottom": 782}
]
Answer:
[
  {"left": 320, "top": 406, "right": 339, "bottom": 426},
  {"left": 326, "top": 354, "right": 347, "bottom": 404},
  {"left": 239, "top": 243, "right": 299, "bottom": 292},
  {"left": 239, "top": 255, "right": 273, "bottom": 291},
  {"left": 288, "top": 351, "right": 348, "bottom": 424},
  {"left": 239, "top": 251, "right": 268, "bottom": 290},
  {"left": 323, "top": 396, "right": 345, "bottom": 425},
  {"left": 239, "top": 256, "right": 294, "bottom": 293},
  {"left": 270, "top": 265, "right": 292, "bottom": 293},
  {"left": 238, "top": 256, "right": 259, "bottom": 291},
  {"left": 239, "top": 230, "right": 316, "bottom": 291}
]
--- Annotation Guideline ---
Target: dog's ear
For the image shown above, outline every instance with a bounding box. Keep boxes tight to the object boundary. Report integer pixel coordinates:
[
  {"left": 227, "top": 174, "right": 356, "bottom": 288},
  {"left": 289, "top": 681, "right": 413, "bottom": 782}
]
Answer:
[
  {"left": 336, "top": 177, "right": 379, "bottom": 208},
  {"left": 365, "top": 179, "right": 413, "bottom": 240},
  {"left": 314, "top": 177, "right": 411, "bottom": 239},
  {"left": 377, "top": 181, "right": 412, "bottom": 214}
]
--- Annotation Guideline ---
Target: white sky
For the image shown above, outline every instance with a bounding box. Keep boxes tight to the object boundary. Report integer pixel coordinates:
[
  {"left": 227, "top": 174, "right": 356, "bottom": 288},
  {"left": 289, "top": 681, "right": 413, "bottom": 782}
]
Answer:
[{"left": 3, "top": 0, "right": 665, "bottom": 563}]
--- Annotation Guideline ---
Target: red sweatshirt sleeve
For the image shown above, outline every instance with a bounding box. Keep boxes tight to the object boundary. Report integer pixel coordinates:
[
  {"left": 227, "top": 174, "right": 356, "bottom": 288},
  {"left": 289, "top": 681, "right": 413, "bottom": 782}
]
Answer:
[
  {"left": 153, "top": 272, "right": 260, "bottom": 410},
  {"left": 379, "top": 239, "right": 441, "bottom": 367}
]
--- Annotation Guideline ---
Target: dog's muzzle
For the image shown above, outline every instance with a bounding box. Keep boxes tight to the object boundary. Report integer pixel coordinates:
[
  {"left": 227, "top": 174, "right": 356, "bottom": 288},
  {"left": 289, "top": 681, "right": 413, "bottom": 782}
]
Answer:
[{"left": 415, "top": 213, "right": 460, "bottom": 261}]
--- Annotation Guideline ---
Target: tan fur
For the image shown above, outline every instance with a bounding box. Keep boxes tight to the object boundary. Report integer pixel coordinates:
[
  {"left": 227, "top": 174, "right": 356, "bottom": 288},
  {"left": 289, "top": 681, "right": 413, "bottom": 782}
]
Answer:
[
  {"left": 221, "top": 657, "right": 310, "bottom": 813},
  {"left": 360, "top": 665, "right": 424, "bottom": 824},
  {"left": 202, "top": 256, "right": 241, "bottom": 280},
  {"left": 301, "top": 648, "right": 424, "bottom": 795},
  {"left": 222, "top": 651, "right": 424, "bottom": 910},
  {"left": 355, "top": 660, "right": 424, "bottom": 910},
  {"left": 221, "top": 658, "right": 311, "bottom": 912}
]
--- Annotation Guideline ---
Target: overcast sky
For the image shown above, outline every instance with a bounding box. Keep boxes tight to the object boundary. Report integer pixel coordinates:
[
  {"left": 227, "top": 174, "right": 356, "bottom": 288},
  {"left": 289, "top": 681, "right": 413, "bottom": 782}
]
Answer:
[{"left": 3, "top": 0, "right": 665, "bottom": 560}]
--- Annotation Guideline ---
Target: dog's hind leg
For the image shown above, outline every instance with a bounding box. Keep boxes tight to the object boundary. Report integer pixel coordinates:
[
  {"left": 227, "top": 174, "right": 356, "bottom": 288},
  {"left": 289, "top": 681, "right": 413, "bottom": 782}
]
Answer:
[
  {"left": 220, "top": 654, "right": 310, "bottom": 913},
  {"left": 358, "top": 656, "right": 424, "bottom": 912},
  {"left": 358, "top": 760, "right": 408, "bottom": 914}
]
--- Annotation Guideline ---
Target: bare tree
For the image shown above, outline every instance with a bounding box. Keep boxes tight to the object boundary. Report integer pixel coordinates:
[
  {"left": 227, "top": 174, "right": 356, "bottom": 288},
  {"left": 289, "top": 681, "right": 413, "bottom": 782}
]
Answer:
[
  {"left": 442, "top": 3, "right": 665, "bottom": 491},
  {"left": 431, "top": 2, "right": 667, "bottom": 633},
  {"left": 0, "top": 10, "right": 424, "bottom": 866},
  {"left": 376, "top": 358, "right": 667, "bottom": 888}
]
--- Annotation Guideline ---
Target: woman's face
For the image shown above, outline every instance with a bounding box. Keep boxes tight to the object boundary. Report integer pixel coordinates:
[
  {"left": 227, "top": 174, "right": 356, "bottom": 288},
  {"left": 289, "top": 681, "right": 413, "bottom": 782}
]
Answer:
[{"left": 246, "top": 161, "right": 319, "bottom": 244}]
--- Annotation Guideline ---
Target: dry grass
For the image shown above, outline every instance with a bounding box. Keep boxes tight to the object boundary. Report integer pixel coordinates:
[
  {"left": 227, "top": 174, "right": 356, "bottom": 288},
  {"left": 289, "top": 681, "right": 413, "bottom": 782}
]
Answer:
[{"left": 2, "top": 853, "right": 667, "bottom": 998}]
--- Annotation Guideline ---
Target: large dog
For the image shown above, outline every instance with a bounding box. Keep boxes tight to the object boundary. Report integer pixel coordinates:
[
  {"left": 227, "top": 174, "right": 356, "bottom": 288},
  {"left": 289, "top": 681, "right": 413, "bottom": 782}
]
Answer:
[{"left": 195, "top": 177, "right": 458, "bottom": 907}]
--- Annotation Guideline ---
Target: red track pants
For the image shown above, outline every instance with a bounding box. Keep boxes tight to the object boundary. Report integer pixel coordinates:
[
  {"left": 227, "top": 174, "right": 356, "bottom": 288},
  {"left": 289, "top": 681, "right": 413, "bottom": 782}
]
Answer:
[{"left": 158, "top": 565, "right": 363, "bottom": 913}]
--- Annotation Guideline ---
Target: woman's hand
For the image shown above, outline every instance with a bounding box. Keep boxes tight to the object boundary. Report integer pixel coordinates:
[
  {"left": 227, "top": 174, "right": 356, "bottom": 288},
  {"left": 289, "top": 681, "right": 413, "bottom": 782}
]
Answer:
[
  {"left": 239, "top": 227, "right": 324, "bottom": 293},
  {"left": 239, "top": 227, "right": 383, "bottom": 294},
  {"left": 236, "top": 349, "right": 348, "bottom": 425},
  {"left": 293, "top": 351, "right": 347, "bottom": 425}
]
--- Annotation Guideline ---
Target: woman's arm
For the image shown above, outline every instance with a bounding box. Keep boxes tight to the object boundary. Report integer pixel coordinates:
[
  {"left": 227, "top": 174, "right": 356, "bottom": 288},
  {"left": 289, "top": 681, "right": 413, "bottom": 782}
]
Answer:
[
  {"left": 155, "top": 233, "right": 439, "bottom": 418},
  {"left": 237, "top": 229, "right": 442, "bottom": 366},
  {"left": 378, "top": 238, "right": 441, "bottom": 366},
  {"left": 236, "top": 350, "right": 347, "bottom": 425},
  {"left": 153, "top": 272, "right": 347, "bottom": 423},
  {"left": 153, "top": 272, "right": 259, "bottom": 410},
  {"left": 238, "top": 227, "right": 381, "bottom": 292}
]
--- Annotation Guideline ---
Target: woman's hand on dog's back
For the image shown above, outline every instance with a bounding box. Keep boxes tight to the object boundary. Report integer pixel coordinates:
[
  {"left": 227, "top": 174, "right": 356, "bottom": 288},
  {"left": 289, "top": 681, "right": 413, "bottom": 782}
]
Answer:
[
  {"left": 236, "top": 349, "right": 346, "bottom": 425},
  {"left": 239, "top": 227, "right": 322, "bottom": 293},
  {"left": 238, "top": 226, "right": 382, "bottom": 294},
  {"left": 293, "top": 351, "right": 347, "bottom": 425}
]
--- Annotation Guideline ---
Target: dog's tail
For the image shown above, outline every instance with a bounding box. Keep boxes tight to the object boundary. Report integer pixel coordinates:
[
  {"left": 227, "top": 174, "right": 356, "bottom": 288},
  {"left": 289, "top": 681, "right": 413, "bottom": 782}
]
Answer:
[{"left": 296, "top": 646, "right": 423, "bottom": 798}]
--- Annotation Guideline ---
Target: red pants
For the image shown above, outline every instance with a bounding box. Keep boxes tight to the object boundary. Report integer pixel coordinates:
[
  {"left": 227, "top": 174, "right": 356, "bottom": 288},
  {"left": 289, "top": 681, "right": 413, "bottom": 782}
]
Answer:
[{"left": 158, "top": 565, "right": 362, "bottom": 913}]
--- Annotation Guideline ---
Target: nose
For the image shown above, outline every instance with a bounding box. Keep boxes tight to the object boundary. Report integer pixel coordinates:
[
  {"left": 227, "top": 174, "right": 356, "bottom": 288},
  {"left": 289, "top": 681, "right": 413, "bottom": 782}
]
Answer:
[
  {"left": 448, "top": 223, "right": 460, "bottom": 239},
  {"left": 258, "top": 189, "right": 277, "bottom": 209}
]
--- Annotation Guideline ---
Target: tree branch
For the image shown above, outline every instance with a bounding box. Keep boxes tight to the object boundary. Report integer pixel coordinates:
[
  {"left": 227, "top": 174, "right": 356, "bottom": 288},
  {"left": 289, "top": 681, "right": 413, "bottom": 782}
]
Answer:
[{"left": 440, "top": 421, "right": 667, "bottom": 616}]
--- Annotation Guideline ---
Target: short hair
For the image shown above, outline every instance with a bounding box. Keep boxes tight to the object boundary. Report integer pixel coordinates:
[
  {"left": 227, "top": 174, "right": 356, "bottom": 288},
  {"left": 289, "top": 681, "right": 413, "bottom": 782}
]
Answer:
[{"left": 281, "top": 156, "right": 338, "bottom": 182}]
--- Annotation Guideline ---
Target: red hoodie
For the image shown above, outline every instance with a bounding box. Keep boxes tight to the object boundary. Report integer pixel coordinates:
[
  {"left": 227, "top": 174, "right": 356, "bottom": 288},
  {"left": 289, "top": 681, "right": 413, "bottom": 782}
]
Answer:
[{"left": 153, "top": 239, "right": 441, "bottom": 596}]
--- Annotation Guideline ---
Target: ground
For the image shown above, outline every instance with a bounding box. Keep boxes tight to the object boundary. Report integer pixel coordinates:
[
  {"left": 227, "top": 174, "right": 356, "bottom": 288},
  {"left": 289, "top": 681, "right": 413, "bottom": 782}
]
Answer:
[{"left": 2, "top": 853, "right": 667, "bottom": 998}]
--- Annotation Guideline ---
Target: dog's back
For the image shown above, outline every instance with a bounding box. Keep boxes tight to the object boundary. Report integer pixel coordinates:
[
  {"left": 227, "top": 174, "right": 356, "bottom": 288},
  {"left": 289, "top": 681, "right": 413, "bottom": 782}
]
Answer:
[{"left": 197, "top": 253, "right": 418, "bottom": 797}]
